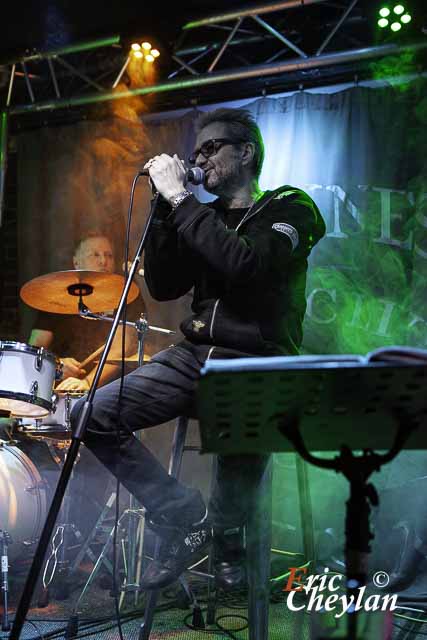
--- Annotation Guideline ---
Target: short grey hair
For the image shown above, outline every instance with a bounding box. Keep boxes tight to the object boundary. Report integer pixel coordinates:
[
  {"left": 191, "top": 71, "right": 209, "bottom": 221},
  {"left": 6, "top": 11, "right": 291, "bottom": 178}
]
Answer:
[{"left": 196, "top": 107, "right": 265, "bottom": 179}]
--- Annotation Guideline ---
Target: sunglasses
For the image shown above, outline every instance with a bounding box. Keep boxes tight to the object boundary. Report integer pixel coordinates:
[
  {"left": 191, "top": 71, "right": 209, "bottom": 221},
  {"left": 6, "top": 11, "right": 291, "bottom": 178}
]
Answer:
[{"left": 188, "top": 138, "right": 245, "bottom": 166}]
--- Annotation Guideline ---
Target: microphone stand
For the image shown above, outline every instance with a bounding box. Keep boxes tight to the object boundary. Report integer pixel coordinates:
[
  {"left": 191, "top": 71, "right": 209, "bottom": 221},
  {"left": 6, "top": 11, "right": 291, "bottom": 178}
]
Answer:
[{"left": 10, "top": 191, "right": 161, "bottom": 640}]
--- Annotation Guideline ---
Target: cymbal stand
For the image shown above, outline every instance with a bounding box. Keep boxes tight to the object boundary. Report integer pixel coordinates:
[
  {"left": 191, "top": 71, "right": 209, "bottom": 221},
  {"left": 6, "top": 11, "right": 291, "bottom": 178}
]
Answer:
[
  {"left": 122, "top": 314, "right": 147, "bottom": 606},
  {"left": 79, "top": 306, "right": 175, "bottom": 342},
  {"left": 78, "top": 309, "right": 175, "bottom": 605},
  {"left": 1, "top": 530, "right": 11, "bottom": 631}
]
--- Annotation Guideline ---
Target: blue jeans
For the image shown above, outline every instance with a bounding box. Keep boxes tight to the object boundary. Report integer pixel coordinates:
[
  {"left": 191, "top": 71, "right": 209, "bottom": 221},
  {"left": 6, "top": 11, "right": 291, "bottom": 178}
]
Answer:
[{"left": 71, "top": 341, "right": 269, "bottom": 527}]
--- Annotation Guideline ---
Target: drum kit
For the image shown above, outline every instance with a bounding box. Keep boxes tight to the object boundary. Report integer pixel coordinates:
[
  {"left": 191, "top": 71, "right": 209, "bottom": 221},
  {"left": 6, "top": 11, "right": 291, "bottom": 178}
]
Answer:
[{"left": 0, "top": 268, "right": 172, "bottom": 623}]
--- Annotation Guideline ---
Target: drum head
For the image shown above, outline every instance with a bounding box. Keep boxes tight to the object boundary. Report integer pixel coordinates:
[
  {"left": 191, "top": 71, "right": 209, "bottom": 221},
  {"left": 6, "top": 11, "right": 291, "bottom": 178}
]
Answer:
[
  {"left": 0, "top": 397, "right": 46, "bottom": 417},
  {"left": 4, "top": 400, "right": 50, "bottom": 418}
]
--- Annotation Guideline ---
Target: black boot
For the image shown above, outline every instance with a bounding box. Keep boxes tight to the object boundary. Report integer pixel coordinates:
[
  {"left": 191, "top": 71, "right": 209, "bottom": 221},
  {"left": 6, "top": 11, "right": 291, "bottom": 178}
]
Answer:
[
  {"left": 213, "top": 526, "right": 246, "bottom": 590},
  {"left": 140, "top": 503, "right": 212, "bottom": 590}
]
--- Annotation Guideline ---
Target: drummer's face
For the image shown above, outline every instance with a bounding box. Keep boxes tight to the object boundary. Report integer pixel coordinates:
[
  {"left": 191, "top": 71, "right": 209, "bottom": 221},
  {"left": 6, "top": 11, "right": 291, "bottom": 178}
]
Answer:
[{"left": 73, "top": 237, "right": 114, "bottom": 273}]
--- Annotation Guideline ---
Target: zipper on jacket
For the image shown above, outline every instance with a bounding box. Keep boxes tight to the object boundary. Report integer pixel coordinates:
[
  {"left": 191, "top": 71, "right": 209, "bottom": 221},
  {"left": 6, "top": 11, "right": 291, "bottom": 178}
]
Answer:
[
  {"left": 235, "top": 187, "right": 289, "bottom": 232},
  {"left": 209, "top": 299, "right": 220, "bottom": 339}
]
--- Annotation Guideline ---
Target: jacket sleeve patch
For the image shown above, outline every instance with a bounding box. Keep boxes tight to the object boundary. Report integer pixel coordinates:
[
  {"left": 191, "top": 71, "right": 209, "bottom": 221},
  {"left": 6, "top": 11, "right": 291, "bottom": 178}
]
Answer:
[
  {"left": 274, "top": 189, "right": 298, "bottom": 199},
  {"left": 272, "top": 223, "right": 299, "bottom": 251}
]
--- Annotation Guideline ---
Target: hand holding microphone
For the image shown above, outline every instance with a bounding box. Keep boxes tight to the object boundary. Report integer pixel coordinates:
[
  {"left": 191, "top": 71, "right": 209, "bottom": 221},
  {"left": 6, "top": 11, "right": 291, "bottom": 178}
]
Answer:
[{"left": 141, "top": 153, "right": 204, "bottom": 204}]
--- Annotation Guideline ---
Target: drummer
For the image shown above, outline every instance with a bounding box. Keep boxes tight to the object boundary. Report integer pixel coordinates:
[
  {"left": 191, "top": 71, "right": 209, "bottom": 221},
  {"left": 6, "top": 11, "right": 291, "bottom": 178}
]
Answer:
[{"left": 28, "top": 230, "right": 143, "bottom": 392}]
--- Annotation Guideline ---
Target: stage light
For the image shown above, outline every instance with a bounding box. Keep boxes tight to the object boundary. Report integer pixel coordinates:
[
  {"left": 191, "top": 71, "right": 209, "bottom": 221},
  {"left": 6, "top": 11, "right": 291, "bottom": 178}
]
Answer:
[
  {"left": 377, "top": 3, "right": 412, "bottom": 31},
  {"left": 128, "top": 40, "right": 160, "bottom": 69}
]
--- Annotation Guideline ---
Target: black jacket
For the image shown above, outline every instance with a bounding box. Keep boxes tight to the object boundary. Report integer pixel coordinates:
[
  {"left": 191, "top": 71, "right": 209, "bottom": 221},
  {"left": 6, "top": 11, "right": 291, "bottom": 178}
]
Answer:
[{"left": 144, "top": 186, "right": 326, "bottom": 356}]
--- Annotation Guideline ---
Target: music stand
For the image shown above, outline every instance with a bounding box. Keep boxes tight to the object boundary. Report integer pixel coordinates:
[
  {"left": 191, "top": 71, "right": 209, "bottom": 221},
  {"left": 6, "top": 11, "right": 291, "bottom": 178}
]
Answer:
[{"left": 196, "top": 351, "right": 427, "bottom": 640}]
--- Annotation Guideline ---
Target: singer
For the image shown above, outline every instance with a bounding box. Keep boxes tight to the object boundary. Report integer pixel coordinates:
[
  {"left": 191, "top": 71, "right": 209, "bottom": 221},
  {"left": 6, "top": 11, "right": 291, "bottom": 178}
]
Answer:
[{"left": 71, "top": 107, "right": 326, "bottom": 590}]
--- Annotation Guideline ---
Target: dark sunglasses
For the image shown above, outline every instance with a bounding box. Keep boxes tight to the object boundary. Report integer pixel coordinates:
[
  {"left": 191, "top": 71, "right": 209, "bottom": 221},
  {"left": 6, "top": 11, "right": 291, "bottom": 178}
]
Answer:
[{"left": 188, "top": 138, "right": 245, "bottom": 165}]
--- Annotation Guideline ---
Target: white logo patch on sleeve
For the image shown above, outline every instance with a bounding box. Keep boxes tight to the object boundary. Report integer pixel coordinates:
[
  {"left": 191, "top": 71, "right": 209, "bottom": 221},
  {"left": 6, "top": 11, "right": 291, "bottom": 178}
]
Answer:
[
  {"left": 274, "top": 190, "right": 298, "bottom": 199},
  {"left": 272, "top": 223, "right": 299, "bottom": 251}
]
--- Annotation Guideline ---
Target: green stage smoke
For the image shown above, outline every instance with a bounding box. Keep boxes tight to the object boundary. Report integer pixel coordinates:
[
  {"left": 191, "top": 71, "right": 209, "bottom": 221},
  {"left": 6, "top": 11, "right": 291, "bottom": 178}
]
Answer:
[
  {"left": 303, "top": 79, "right": 427, "bottom": 356},
  {"left": 304, "top": 251, "right": 411, "bottom": 356},
  {"left": 370, "top": 51, "right": 418, "bottom": 89}
]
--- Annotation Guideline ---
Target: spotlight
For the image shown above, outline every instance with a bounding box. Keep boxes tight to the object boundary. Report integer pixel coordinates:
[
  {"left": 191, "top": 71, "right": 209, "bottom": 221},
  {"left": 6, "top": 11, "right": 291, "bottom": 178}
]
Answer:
[
  {"left": 377, "top": 3, "right": 412, "bottom": 30},
  {"left": 128, "top": 40, "right": 160, "bottom": 66}
]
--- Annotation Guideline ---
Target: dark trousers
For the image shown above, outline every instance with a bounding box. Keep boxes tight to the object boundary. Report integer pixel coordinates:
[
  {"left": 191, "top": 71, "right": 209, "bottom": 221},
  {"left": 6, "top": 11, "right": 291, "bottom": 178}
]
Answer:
[{"left": 71, "top": 342, "right": 269, "bottom": 528}]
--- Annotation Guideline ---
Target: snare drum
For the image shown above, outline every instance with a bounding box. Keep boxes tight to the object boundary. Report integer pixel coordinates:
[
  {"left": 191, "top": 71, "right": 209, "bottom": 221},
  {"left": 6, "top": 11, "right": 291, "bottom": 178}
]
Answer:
[
  {"left": 0, "top": 440, "right": 48, "bottom": 561},
  {"left": 18, "top": 391, "right": 84, "bottom": 440},
  {"left": 0, "top": 341, "right": 60, "bottom": 418}
]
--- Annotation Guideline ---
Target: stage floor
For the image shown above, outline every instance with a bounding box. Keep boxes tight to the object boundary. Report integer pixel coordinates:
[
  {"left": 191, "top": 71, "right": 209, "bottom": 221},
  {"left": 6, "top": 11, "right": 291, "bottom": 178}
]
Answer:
[
  {"left": 1, "top": 577, "right": 418, "bottom": 640},
  {"left": 2, "top": 573, "right": 310, "bottom": 639}
]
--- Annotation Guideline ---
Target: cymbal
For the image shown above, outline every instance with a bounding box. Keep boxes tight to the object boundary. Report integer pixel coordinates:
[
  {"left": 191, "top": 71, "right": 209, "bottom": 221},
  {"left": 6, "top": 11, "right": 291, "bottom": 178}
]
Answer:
[{"left": 20, "top": 270, "right": 140, "bottom": 315}]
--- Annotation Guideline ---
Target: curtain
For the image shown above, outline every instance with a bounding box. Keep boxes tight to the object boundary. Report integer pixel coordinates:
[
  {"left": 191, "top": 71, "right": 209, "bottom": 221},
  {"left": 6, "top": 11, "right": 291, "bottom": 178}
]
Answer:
[{"left": 18, "top": 83, "right": 426, "bottom": 354}]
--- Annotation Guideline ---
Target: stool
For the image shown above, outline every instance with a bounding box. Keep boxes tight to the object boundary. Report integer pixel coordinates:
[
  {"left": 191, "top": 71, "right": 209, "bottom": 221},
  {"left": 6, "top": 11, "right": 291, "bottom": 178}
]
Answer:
[
  {"left": 138, "top": 417, "right": 314, "bottom": 640},
  {"left": 246, "top": 453, "right": 314, "bottom": 640}
]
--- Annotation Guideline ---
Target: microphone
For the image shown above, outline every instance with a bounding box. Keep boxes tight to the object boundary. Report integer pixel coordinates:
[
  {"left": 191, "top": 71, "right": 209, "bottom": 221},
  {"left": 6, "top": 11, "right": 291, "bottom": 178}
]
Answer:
[{"left": 139, "top": 166, "right": 205, "bottom": 186}]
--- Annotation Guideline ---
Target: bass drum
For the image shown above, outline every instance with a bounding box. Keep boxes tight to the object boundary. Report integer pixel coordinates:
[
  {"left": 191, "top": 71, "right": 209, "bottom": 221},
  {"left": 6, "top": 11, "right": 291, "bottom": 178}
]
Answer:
[{"left": 0, "top": 440, "right": 51, "bottom": 562}]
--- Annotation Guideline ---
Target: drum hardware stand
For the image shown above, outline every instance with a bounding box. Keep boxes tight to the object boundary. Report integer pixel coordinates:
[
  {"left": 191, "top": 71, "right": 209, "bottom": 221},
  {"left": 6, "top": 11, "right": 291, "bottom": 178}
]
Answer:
[
  {"left": 79, "top": 306, "right": 174, "bottom": 343},
  {"left": 37, "top": 451, "right": 86, "bottom": 606},
  {"left": 69, "top": 490, "right": 117, "bottom": 576},
  {"left": 10, "top": 188, "right": 161, "bottom": 640},
  {"left": 78, "top": 307, "right": 175, "bottom": 605},
  {"left": 71, "top": 503, "right": 146, "bottom": 615},
  {"left": 1, "top": 530, "right": 12, "bottom": 631},
  {"left": 63, "top": 500, "right": 148, "bottom": 640},
  {"left": 124, "top": 314, "right": 149, "bottom": 606},
  {"left": 67, "top": 475, "right": 147, "bottom": 617}
]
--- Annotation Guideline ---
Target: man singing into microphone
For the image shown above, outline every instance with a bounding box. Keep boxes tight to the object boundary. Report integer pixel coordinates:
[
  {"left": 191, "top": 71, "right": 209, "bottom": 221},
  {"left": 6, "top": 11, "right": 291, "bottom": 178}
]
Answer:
[{"left": 72, "top": 107, "right": 325, "bottom": 590}]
